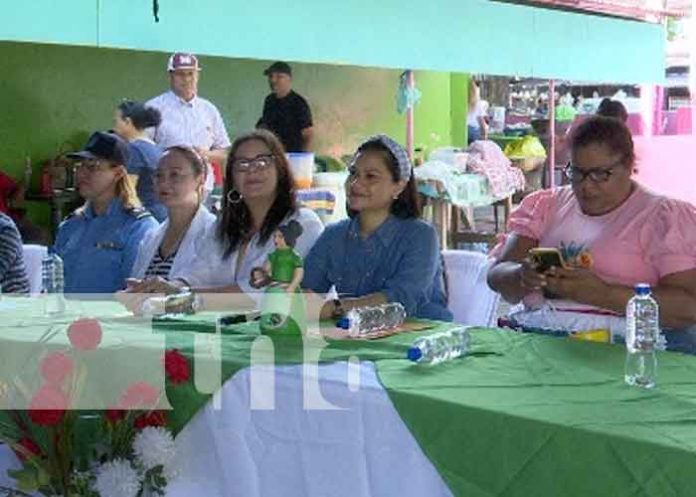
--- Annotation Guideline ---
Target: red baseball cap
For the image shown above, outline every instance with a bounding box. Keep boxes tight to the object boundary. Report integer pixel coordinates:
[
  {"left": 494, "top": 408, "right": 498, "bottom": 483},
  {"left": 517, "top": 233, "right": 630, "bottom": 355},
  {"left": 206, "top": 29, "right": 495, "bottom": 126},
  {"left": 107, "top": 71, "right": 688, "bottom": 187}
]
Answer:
[{"left": 167, "top": 52, "right": 201, "bottom": 72}]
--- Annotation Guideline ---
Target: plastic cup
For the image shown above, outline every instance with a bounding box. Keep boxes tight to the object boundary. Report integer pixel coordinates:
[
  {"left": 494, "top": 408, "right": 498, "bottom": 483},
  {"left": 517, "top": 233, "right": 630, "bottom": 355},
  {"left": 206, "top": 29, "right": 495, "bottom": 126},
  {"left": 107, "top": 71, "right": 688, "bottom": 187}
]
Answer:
[{"left": 286, "top": 152, "right": 314, "bottom": 189}]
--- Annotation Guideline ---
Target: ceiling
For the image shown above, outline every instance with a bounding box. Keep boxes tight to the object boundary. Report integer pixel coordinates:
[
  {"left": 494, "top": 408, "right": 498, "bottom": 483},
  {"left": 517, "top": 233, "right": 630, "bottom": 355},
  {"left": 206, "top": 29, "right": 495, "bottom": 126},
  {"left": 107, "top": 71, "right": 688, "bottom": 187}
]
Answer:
[{"left": 495, "top": 0, "right": 691, "bottom": 22}]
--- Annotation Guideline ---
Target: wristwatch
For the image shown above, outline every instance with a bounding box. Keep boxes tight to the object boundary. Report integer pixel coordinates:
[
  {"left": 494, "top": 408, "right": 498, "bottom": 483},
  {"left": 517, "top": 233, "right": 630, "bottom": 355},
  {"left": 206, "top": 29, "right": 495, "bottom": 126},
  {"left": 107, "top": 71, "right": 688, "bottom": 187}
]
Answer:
[{"left": 331, "top": 298, "right": 346, "bottom": 319}]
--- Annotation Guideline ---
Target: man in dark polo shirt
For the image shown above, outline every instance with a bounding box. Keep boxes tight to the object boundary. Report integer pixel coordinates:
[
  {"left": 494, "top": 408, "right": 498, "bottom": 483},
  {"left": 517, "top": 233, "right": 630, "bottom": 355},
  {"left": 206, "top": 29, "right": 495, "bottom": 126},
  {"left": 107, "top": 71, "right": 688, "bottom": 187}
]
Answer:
[{"left": 257, "top": 61, "right": 314, "bottom": 152}]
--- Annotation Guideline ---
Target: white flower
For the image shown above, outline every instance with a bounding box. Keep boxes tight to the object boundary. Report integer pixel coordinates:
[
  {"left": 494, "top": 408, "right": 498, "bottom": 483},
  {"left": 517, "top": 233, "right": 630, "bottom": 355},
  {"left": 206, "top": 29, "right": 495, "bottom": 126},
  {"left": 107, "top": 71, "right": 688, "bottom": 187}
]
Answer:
[
  {"left": 133, "top": 426, "right": 176, "bottom": 470},
  {"left": 94, "top": 459, "right": 141, "bottom": 497}
]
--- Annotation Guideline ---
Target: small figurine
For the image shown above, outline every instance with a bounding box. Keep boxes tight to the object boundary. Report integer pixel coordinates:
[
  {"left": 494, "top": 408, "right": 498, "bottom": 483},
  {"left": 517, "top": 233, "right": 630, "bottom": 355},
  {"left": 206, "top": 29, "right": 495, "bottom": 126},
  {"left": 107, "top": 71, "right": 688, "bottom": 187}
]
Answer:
[{"left": 251, "top": 221, "right": 306, "bottom": 335}]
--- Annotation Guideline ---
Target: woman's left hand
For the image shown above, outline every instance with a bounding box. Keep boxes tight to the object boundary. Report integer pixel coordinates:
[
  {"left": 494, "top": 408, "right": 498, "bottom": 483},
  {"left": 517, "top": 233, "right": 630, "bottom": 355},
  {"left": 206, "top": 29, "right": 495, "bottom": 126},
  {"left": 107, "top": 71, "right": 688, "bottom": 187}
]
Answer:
[
  {"left": 125, "top": 277, "right": 182, "bottom": 295},
  {"left": 545, "top": 267, "right": 609, "bottom": 303}
]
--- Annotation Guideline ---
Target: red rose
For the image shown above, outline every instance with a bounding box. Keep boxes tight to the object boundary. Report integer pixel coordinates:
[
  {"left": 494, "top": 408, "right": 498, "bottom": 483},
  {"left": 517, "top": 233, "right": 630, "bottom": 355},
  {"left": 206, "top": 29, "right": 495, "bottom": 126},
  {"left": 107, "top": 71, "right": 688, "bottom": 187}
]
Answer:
[
  {"left": 40, "top": 352, "right": 74, "bottom": 385},
  {"left": 67, "top": 318, "right": 102, "bottom": 351},
  {"left": 134, "top": 410, "right": 167, "bottom": 429},
  {"left": 28, "top": 385, "right": 69, "bottom": 426},
  {"left": 105, "top": 407, "right": 126, "bottom": 424},
  {"left": 14, "top": 437, "right": 42, "bottom": 462},
  {"left": 163, "top": 349, "right": 190, "bottom": 385},
  {"left": 119, "top": 382, "right": 160, "bottom": 410}
]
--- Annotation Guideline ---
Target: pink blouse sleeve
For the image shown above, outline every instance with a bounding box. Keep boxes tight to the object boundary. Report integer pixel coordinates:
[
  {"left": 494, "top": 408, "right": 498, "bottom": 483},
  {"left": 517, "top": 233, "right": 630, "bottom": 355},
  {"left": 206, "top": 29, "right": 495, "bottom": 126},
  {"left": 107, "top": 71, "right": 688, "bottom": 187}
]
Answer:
[
  {"left": 643, "top": 198, "right": 696, "bottom": 278},
  {"left": 490, "top": 189, "right": 556, "bottom": 258},
  {"left": 508, "top": 189, "right": 556, "bottom": 240}
]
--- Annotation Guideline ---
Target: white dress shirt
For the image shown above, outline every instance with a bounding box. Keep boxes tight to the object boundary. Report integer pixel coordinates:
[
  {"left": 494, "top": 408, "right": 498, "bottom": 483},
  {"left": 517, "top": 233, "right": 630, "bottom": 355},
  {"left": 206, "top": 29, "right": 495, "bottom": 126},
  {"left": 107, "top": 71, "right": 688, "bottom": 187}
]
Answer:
[
  {"left": 146, "top": 91, "right": 231, "bottom": 193},
  {"left": 180, "top": 208, "right": 324, "bottom": 303}
]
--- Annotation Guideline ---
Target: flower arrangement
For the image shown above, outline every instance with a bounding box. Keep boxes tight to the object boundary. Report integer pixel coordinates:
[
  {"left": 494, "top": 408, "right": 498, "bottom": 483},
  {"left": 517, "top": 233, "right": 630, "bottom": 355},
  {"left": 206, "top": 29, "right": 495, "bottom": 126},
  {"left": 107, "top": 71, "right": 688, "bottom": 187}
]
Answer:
[{"left": 0, "top": 318, "right": 191, "bottom": 497}]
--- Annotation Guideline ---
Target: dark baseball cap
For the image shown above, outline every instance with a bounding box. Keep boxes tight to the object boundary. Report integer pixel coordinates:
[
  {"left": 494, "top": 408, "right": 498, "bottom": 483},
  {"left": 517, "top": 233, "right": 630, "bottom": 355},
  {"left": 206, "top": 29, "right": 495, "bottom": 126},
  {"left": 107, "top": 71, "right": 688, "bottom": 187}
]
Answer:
[
  {"left": 67, "top": 132, "right": 131, "bottom": 165},
  {"left": 263, "top": 61, "right": 292, "bottom": 77}
]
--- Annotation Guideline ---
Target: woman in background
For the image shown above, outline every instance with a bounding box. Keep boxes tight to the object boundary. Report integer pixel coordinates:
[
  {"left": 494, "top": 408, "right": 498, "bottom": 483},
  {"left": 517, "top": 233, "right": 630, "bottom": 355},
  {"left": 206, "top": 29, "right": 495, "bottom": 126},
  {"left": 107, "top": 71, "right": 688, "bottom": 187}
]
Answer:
[
  {"left": 303, "top": 134, "right": 451, "bottom": 322},
  {"left": 113, "top": 100, "right": 166, "bottom": 221},
  {"left": 467, "top": 79, "right": 488, "bottom": 145}
]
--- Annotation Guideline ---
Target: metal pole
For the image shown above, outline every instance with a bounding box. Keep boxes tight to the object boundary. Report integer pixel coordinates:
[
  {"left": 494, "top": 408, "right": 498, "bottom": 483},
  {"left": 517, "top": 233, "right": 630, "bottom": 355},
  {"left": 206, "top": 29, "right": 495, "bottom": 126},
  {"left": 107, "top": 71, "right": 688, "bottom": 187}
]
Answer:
[
  {"left": 548, "top": 80, "right": 556, "bottom": 188},
  {"left": 406, "top": 70, "right": 415, "bottom": 160}
]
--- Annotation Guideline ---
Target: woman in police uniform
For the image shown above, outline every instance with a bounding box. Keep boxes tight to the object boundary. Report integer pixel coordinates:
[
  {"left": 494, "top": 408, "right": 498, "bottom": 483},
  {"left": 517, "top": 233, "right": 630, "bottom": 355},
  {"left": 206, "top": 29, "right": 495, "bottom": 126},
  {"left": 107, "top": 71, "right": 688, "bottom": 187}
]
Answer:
[{"left": 54, "top": 132, "right": 158, "bottom": 294}]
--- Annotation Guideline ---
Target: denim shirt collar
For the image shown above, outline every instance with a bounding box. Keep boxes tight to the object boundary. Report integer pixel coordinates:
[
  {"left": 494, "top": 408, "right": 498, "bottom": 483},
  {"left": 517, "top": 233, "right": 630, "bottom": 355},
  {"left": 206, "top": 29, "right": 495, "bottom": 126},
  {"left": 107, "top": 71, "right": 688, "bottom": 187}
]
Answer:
[{"left": 348, "top": 214, "right": 402, "bottom": 248}]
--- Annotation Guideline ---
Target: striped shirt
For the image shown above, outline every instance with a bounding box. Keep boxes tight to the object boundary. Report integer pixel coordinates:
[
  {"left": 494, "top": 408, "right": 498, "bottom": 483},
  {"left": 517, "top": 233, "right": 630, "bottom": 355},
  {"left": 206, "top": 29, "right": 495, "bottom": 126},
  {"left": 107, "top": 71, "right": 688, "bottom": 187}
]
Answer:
[
  {"left": 0, "top": 213, "right": 29, "bottom": 293},
  {"left": 144, "top": 248, "right": 178, "bottom": 279}
]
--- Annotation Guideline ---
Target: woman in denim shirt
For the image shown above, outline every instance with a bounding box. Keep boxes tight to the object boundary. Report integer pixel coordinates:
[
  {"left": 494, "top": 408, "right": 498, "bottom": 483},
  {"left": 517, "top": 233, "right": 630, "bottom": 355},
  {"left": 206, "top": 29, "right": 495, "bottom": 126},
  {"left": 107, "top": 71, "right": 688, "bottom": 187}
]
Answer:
[{"left": 303, "top": 135, "right": 452, "bottom": 321}]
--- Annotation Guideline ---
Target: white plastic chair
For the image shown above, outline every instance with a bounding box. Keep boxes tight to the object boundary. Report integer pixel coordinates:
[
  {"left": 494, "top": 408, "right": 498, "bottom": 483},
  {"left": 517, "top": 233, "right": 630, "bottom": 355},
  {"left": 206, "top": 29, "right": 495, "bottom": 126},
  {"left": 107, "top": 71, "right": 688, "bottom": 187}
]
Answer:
[
  {"left": 442, "top": 249, "right": 500, "bottom": 327},
  {"left": 22, "top": 244, "right": 47, "bottom": 295}
]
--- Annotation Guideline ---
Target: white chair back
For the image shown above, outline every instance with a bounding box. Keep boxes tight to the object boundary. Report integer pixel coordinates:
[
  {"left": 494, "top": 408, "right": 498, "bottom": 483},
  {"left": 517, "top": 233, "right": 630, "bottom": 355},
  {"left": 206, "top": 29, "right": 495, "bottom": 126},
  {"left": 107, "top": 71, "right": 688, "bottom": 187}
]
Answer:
[
  {"left": 22, "top": 244, "right": 47, "bottom": 295},
  {"left": 442, "top": 249, "right": 500, "bottom": 327}
]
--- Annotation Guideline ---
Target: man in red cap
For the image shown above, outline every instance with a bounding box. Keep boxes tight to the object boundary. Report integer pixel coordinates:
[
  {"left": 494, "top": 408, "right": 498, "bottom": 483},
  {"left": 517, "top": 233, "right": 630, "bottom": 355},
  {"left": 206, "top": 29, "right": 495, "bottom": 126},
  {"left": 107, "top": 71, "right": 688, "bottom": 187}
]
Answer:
[{"left": 146, "top": 52, "right": 230, "bottom": 192}]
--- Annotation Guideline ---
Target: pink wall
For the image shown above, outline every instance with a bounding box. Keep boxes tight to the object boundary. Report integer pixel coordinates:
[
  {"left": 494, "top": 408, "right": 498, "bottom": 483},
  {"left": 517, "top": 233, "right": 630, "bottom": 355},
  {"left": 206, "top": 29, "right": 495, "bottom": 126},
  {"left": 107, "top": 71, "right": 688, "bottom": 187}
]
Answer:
[{"left": 634, "top": 135, "right": 696, "bottom": 206}]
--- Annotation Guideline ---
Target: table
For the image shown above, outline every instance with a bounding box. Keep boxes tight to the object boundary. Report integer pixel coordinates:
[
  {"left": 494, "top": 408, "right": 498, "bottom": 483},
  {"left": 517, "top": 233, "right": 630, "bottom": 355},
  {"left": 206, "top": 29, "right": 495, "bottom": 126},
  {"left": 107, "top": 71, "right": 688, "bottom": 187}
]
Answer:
[
  {"left": 417, "top": 175, "right": 514, "bottom": 247},
  {"left": 1, "top": 300, "right": 696, "bottom": 496}
]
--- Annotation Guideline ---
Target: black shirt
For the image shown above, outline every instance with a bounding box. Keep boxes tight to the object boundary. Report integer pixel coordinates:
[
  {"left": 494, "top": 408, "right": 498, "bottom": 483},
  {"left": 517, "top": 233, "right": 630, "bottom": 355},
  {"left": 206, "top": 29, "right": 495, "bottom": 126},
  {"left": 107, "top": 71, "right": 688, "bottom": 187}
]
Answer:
[{"left": 258, "top": 91, "right": 313, "bottom": 153}]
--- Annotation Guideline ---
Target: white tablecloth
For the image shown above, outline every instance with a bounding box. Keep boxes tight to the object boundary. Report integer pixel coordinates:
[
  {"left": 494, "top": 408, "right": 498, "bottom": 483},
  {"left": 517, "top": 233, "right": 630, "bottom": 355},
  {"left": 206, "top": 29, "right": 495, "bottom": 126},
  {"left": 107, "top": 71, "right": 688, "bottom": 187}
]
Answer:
[{"left": 0, "top": 362, "right": 452, "bottom": 497}]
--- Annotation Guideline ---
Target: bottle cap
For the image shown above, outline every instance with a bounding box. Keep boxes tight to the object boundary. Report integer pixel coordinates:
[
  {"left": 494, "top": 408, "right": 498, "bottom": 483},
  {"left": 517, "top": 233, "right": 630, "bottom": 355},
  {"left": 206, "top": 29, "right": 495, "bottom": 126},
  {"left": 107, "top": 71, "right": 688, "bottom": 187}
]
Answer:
[
  {"left": 406, "top": 347, "right": 422, "bottom": 362},
  {"left": 336, "top": 317, "right": 350, "bottom": 330},
  {"left": 634, "top": 283, "right": 651, "bottom": 296}
]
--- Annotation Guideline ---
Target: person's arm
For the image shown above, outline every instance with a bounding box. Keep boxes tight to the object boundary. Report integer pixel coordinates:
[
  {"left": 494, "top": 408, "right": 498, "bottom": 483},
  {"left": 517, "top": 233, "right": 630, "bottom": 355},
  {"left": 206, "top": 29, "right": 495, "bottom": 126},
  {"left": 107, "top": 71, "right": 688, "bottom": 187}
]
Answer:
[
  {"left": 121, "top": 217, "right": 159, "bottom": 289},
  {"left": 320, "top": 292, "right": 388, "bottom": 320},
  {"left": 478, "top": 116, "right": 488, "bottom": 141},
  {"left": 118, "top": 276, "right": 257, "bottom": 314},
  {"left": 298, "top": 99, "right": 314, "bottom": 152},
  {"left": 319, "top": 223, "right": 441, "bottom": 320},
  {"left": 0, "top": 223, "right": 22, "bottom": 280},
  {"left": 286, "top": 267, "right": 304, "bottom": 294},
  {"left": 197, "top": 147, "right": 229, "bottom": 166},
  {"left": 487, "top": 233, "right": 546, "bottom": 304},
  {"left": 301, "top": 127, "right": 314, "bottom": 152},
  {"left": 301, "top": 230, "right": 333, "bottom": 295},
  {"left": 543, "top": 266, "right": 696, "bottom": 329}
]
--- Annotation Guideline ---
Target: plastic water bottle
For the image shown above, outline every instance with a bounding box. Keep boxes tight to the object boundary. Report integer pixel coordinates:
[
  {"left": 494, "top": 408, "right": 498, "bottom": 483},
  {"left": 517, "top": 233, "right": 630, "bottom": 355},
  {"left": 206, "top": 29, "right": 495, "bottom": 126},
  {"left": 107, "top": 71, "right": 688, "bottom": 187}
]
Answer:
[
  {"left": 625, "top": 283, "right": 659, "bottom": 389},
  {"left": 41, "top": 248, "right": 65, "bottom": 315},
  {"left": 407, "top": 327, "right": 471, "bottom": 365},
  {"left": 337, "top": 303, "right": 406, "bottom": 336}
]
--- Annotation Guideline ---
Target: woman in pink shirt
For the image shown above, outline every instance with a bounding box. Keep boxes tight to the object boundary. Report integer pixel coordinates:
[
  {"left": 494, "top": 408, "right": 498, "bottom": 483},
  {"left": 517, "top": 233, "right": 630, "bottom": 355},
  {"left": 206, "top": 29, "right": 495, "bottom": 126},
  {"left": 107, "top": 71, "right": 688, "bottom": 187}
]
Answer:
[{"left": 488, "top": 116, "right": 696, "bottom": 349}]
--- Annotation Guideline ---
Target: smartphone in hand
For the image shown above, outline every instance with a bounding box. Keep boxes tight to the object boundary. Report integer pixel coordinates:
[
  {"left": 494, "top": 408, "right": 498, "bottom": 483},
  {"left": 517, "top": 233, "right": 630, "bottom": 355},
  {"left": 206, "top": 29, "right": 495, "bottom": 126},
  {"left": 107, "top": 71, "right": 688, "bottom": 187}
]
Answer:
[{"left": 529, "top": 248, "right": 566, "bottom": 273}]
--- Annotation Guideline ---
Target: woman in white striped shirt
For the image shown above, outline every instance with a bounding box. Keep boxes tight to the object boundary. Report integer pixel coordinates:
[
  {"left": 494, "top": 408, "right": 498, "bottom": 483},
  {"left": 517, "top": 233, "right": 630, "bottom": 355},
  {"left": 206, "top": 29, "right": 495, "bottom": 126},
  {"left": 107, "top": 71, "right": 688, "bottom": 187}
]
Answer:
[{"left": 119, "top": 147, "right": 215, "bottom": 310}]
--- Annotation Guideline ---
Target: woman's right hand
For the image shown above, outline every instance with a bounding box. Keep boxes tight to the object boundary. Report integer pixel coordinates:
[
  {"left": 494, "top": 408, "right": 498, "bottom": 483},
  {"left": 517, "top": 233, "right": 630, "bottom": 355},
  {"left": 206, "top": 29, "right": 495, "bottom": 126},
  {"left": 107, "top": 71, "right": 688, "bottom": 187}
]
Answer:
[{"left": 518, "top": 259, "right": 547, "bottom": 291}]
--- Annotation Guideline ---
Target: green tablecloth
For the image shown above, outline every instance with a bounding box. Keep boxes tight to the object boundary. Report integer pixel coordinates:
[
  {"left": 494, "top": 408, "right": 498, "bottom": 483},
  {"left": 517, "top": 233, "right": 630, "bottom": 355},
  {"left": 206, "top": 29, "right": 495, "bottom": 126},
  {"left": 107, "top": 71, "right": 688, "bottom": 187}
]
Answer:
[
  {"left": 2, "top": 299, "right": 696, "bottom": 496},
  {"left": 379, "top": 329, "right": 696, "bottom": 497}
]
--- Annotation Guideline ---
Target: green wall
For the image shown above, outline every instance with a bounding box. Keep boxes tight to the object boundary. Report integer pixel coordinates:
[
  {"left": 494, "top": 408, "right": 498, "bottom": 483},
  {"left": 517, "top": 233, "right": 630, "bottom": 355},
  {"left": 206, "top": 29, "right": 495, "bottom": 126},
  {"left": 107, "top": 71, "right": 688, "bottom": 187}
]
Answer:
[{"left": 1, "top": 42, "right": 465, "bottom": 226}]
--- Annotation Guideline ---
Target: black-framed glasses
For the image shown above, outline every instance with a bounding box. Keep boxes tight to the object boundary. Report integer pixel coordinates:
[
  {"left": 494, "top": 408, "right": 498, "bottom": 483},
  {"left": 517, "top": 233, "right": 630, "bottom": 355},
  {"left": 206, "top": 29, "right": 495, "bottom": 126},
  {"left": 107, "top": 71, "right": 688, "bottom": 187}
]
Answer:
[
  {"left": 564, "top": 162, "right": 618, "bottom": 184},
  {"left": 232, "top": 154, "right": 275, "bottom": 173}
]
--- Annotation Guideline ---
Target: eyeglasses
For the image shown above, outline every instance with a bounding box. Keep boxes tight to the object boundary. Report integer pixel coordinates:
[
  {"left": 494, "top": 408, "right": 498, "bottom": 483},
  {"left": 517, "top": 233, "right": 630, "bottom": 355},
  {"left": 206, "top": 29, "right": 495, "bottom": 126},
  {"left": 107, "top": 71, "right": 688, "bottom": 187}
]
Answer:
[
  {"left": 232, "top": 154, "right": 275, "bottom": 173},
  {"left": 564, "top": 161, "right": 620, "bottom": 184},
  {"left": 76, "top": 160, "right": 113, "bottom": 173}
]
